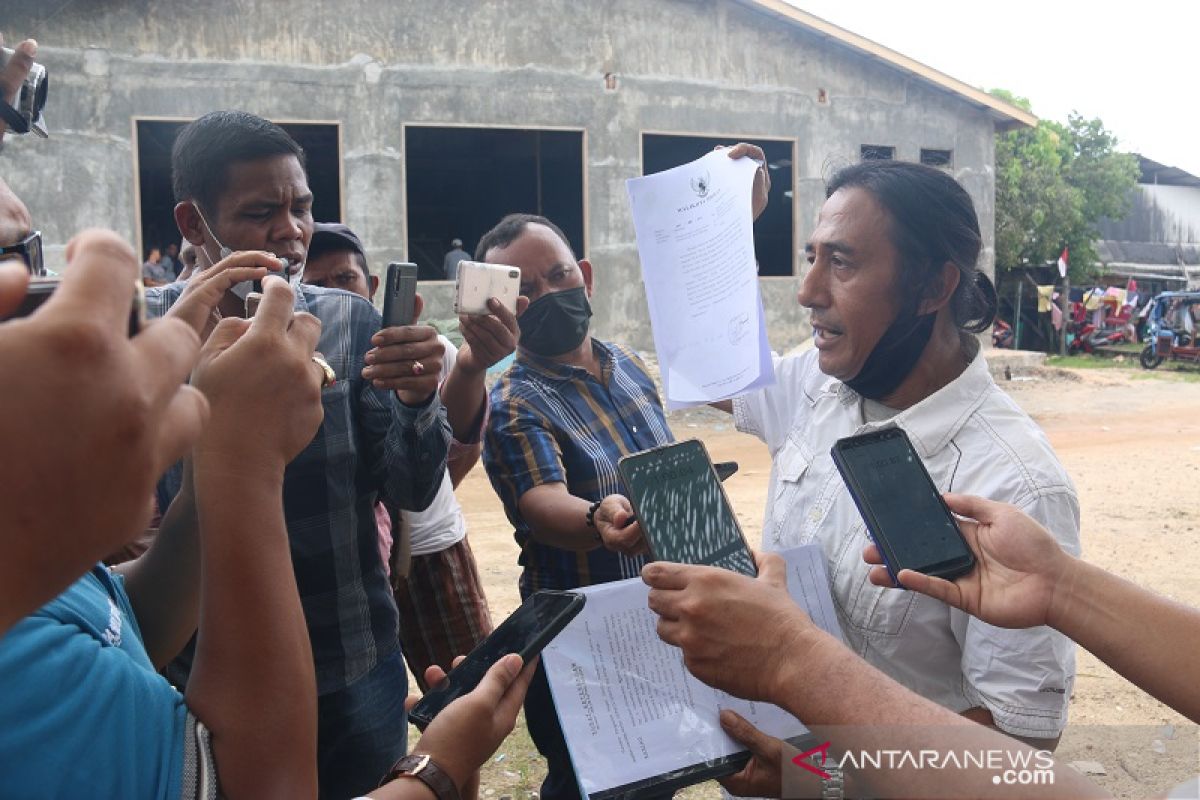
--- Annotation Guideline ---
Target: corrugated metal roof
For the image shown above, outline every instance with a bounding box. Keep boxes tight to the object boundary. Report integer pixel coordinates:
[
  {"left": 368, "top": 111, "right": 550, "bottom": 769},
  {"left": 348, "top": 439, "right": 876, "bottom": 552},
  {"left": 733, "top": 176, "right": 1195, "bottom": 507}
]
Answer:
[
  {"left": 1138, "top": 155, "right": 1200, "bottom": 188},
  {"left": 738, "top": 0, "right": 1037, "bottom": 130},
  {"left": 1096, "top": 240, "right": 1200, "bottom": 266}
]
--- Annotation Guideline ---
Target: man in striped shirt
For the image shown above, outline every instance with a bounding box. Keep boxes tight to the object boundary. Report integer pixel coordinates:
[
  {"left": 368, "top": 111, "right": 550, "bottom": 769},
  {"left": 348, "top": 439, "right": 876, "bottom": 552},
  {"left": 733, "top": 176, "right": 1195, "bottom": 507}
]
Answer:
[{"left": 481, "top": 213, "right": 673, "bottom": 800}]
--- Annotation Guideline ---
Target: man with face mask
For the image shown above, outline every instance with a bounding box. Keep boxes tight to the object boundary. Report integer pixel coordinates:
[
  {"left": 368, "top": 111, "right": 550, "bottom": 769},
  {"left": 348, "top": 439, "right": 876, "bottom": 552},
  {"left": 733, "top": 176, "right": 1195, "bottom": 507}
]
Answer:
[
  {"left": 714, "top": 160, "right": 1079, "bottom": 776},
  {"left": 147, "top": 111, "right": 451, "bottom": 798},
  {"left": 476, "top": 151, "right": 772, "bottom": 800},
  {"left": 478, "top": 212, "right": 674, "bottom": 800}
]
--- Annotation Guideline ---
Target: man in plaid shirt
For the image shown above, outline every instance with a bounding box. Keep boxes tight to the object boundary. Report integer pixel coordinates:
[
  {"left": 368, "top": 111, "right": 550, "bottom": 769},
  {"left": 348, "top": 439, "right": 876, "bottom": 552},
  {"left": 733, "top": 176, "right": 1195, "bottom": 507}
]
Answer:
[{"left": 147, "top": 111, "right": 450, "bottom": 798}]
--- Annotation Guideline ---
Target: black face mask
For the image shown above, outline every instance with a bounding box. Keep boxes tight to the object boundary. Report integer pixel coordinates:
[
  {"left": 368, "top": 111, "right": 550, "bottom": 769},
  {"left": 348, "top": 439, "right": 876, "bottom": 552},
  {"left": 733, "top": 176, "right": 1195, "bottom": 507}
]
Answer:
[
  {"left": 518, "top": 286, "right": 593, "bottom": 357},
  {"left": 843, "top": 310, "right": 937, "bottom": 400}
]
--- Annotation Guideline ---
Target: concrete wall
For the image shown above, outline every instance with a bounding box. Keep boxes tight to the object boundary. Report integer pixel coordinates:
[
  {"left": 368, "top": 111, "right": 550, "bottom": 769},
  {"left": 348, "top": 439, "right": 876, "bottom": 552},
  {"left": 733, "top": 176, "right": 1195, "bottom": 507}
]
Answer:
[
  {"left": 3, "top": 0, "right": 998, "bottom": 352},
  {"left": 1099, "top": 184, "right": 1200, "bottom": 245}
]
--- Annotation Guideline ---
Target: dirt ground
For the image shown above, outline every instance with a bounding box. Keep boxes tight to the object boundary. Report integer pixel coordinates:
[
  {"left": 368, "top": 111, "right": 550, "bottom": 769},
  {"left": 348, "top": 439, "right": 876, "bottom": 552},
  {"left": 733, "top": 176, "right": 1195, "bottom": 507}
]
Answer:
[{"left": 452, "top": 362, "right": 1200, "bottom": 798}]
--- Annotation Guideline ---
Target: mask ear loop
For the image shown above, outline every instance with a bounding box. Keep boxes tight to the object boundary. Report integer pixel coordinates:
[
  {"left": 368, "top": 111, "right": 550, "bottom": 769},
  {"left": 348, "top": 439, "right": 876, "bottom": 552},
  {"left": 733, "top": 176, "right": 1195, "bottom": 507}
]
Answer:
[
  {"left": 191, "top": 203, "right": 298, "bottom": 294},
  {"left": 192, "top": 203, "right": 233, "bottom": 264}
]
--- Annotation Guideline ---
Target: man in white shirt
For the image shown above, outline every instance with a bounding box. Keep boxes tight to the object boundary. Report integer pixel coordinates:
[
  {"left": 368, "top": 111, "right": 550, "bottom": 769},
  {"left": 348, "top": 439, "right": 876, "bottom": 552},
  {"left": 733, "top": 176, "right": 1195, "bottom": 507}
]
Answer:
[{"left": 720, "top": 160, "right": 1078, "bottom": 747}]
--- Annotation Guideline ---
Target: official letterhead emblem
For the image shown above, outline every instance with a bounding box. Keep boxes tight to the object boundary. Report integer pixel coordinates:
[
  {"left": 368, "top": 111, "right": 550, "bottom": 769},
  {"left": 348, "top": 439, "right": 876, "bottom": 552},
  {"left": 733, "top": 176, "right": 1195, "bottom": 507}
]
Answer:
[{"left": 690, "top": 171, "right": 711, "bottom": 198}]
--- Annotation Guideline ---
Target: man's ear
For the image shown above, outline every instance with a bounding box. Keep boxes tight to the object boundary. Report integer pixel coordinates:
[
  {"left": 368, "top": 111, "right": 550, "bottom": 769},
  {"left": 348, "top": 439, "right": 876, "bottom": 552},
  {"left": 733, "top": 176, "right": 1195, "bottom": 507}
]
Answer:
[
  {"left": 368, "top": 274, "right": 380, "bottom": 302},
  {"left": 579, "top": 258, "right": 594, "bottom": 298},
  {"left": 174, "top": 202, "right": 206, "bottom": 248},
  {"left": 918, "top": 261, "right": 961, "bottom": 316}
]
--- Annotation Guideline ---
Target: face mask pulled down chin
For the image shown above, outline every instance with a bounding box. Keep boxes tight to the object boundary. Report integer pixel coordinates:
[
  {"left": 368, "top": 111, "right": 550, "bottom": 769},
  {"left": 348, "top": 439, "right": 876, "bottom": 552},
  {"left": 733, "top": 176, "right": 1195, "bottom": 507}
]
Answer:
[
  {"left": 842, "top": 310, "right": 937, "bottom": 400},
  {"left": 518, "top": 286, "right": 592, "bottom": 357}
]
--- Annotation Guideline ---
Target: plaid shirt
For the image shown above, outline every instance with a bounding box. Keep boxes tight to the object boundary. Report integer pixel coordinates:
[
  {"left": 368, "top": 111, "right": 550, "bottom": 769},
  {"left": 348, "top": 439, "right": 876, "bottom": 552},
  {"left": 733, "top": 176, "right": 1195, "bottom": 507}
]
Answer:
[
  {"left": 484, "top": 339, "right": 672, "bottom": 598},
  {"left": 146, "top": 282, "right": 450, "bottom": 694}
]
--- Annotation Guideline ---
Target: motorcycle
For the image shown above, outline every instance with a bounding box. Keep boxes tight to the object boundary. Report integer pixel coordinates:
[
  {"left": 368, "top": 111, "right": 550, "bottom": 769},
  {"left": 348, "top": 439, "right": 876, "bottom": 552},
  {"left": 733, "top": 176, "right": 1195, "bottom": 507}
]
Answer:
[{"left": 1139, "top": 291, "right": 1200, "bottom": 370}]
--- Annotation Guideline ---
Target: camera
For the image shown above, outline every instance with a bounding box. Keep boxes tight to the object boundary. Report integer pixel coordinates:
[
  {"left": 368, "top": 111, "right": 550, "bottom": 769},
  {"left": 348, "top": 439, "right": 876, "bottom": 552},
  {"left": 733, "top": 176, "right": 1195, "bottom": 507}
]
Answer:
[{"left": 0, "top": 46, "right": 48, "bottom": 137}]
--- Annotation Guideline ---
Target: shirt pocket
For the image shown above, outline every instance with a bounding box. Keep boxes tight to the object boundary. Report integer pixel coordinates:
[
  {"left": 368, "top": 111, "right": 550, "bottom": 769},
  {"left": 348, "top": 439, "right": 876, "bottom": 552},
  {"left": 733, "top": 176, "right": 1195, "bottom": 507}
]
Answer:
[
  {"left": 766, "top": 437, "right": 814, "bottom": 545},
  {"left": 831, "top": 521, "right": 918, "bottom": 638}
]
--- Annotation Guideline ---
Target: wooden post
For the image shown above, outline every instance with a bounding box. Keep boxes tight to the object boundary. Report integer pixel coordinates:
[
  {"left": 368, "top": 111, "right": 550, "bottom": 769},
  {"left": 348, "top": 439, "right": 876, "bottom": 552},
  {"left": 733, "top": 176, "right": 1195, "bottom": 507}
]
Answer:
[
  {"left": 1013, "top": 280, "right": 1023, "bottom": 350},
  {"left": 1060, "top": 274, "right": 1071, "bottom": 356}
]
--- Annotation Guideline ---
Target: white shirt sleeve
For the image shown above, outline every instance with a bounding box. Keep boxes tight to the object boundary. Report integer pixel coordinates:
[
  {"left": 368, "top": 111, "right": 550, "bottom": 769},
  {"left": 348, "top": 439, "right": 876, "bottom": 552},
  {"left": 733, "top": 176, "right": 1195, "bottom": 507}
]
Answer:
[{"left": 732, "top": 351, "right": 814, "bottom": 455}]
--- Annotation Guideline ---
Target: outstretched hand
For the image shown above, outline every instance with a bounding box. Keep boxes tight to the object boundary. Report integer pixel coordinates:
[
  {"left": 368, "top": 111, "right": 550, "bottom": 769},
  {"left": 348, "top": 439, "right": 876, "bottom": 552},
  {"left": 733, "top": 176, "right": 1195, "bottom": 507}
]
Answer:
[{"left": 865, "top": 493, "right": 1074, "bottom": 629}]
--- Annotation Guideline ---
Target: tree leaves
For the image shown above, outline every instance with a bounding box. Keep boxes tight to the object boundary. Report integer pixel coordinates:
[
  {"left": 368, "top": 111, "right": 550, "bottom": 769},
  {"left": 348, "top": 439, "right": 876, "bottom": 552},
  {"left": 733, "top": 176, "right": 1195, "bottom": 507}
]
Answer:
[{"left": 990, "top": 90, "right": 1140, "bottom": 280}]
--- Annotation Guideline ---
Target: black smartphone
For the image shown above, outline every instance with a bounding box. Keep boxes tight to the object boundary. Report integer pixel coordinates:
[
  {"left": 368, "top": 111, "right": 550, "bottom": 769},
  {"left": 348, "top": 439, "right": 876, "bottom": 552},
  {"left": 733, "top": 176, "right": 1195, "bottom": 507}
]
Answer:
[
  {"left": 617, "top": 440, "right": 756, "bottom": 577},
  {"left": 408, "top": 590, "right": 585, "bottom": 731},
  {"left": 381, "top": 262, "right": 418, "bottom": 328},
  {"left": 830, "top": 427, "right": 975, "bottom": 583},
  {"left": 2, "top": 276, "right": 146, "bottom": 336}
]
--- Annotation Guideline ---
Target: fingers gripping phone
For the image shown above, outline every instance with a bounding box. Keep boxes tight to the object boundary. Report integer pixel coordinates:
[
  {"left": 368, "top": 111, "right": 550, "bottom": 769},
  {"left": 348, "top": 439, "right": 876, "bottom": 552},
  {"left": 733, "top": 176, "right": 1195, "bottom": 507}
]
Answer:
[
  {"left": 382, "top": 262, "right": 418, "bottom": 328},
  {"left": 408, "top": 590, "right": 585, "bottom": 730},
  {"left": 454, "top": 260, "right": 520, "bottom": 316},
  {"left": 618, "top": 440, "right": 756, "bottom": 577},
  {"left": 3, "top": 276, "right": 146, "bottom": 336},
  {"left": 831, "top": 428, "right": 975, "bottom": 583}
]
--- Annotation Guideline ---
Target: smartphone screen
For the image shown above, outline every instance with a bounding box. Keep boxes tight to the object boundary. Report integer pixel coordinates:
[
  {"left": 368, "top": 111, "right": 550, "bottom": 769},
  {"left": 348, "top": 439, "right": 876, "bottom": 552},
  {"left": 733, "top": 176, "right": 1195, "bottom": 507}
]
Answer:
[
  {"left": 408, "top": 590, "right": 585, "bottom": 730},
  {"left": 382, "top": 262, "right": 418, "bottom": 328},
  {"left": 831, "top": 428, "right": 975, "bottom": 581},
  {"left": 619, "top": 440, "right": 756, "bottom": 576}
]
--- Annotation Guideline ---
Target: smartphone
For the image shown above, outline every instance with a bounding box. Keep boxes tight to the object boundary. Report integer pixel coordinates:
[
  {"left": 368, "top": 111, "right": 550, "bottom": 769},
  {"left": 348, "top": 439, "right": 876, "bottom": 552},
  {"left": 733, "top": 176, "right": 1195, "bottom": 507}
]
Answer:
[
  {"left": 454, "top": 260, "right": 520, "bottom": 316},
  {"left": 617, "top": 440, "right": 756, "bottom": 577},
  {"left": 830, "top": 428, "right": 976, "bottom": 582},
  {"left": 408, "top": 590, "right": 585, "bottom": 730},
  {"left": 2, "top": 276, "right": 146, "bottom": 336},
  {"left": 382, "top": 262, "right": 419, "bottom": 328},
  {"left": 244, "top": 291, "right": 262, "bottom": 318}
]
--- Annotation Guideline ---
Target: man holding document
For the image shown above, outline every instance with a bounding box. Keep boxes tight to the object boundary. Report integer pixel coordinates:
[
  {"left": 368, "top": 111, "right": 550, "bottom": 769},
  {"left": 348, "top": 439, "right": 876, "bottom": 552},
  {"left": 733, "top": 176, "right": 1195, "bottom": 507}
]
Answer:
[
  {"left": 597, "top": 158, "right": 1077, "bottom": 797},
  {"left": 481, "top": 146, "right": 769, "bottom": 800}
]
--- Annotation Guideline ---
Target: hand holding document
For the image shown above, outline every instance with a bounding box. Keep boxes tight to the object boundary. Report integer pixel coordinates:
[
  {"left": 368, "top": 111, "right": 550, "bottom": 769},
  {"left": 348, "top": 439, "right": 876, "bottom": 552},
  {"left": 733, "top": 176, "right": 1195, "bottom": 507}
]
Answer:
[
  {"left": 543, "top": 545, "right": 842, "bottom": 800},
  {"left": 626, "top": 149, "right": 775, "bottom": 410}
]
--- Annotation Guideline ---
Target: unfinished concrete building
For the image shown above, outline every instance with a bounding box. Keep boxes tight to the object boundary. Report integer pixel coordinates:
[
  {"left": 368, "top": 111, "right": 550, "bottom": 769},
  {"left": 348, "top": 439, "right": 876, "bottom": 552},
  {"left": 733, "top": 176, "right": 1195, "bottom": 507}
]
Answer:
[{"left": 3, "top": 0, "right": 1032, "bottom": 350}]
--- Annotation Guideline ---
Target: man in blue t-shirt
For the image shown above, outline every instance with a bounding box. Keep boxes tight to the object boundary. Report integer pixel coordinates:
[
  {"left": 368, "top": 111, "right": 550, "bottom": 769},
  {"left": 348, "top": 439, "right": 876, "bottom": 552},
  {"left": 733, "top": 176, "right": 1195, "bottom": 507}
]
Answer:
[{"left": 0, "top": 274, "right": 328, "bottom": 799}]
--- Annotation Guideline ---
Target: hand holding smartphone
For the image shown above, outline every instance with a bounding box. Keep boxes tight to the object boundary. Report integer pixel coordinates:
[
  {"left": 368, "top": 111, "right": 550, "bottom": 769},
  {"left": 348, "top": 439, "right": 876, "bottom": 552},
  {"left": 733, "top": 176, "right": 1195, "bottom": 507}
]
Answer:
[
  {"left": 3, "top": 275, "right": 146, "bottom": 336},
  {"left": 618, "top": 441, "right": 756, "bottom": 576},
  {"left": 408, "top": 590, "right": 585, "bottom": 730},
  {"left": 831, "top": 427, "right": 975, "bottom": 583}
]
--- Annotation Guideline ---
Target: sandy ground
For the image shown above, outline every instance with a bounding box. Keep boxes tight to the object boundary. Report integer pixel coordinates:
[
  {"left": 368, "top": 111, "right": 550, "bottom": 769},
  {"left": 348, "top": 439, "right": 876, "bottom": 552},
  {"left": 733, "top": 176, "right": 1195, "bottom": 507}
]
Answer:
[{"left": 454, "top": 364, "right": 1200, "bottom": 798}]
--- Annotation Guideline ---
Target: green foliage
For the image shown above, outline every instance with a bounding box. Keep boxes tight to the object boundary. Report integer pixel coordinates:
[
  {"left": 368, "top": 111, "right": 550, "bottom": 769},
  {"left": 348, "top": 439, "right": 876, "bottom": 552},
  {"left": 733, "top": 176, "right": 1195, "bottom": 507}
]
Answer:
[{"left": 991, "top": 90, "right": 1140, "bottom": 280}]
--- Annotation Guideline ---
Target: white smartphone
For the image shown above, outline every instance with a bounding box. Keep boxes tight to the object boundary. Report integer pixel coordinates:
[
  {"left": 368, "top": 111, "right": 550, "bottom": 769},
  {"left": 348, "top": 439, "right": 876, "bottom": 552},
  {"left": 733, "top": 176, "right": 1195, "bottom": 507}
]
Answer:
[{"left": 454, "top": 261, "right": 521, "bottom": 316}]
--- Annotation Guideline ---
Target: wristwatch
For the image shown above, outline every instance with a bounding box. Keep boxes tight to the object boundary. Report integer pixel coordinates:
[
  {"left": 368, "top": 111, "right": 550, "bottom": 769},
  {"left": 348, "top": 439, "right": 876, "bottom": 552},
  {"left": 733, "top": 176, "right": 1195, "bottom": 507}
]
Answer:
[
  {"left": 380, "top": 754, "right": 461, "bottom": 800},
  {"left": 821, "top": 764, "right": 844, "bottom": 800}
]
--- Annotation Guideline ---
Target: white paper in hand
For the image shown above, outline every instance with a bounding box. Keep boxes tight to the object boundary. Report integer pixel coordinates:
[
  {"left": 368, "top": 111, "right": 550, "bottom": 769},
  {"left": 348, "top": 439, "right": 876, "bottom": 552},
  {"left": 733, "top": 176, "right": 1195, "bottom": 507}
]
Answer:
[
  {"left": 626, "top": 149, "right": 775, "bottom": 410},
  {"left": 543, "top": 545, "right": 843, "bottom": 800}
]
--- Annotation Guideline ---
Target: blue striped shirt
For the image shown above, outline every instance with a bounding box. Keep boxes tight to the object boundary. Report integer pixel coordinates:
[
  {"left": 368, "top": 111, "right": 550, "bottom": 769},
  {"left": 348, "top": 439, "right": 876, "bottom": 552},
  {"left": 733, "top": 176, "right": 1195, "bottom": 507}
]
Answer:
[
  {"left": 146, "top": 282, "right": 450, "bottom": 693},
  {"left": 484, "top": 340, "right": 673, "bottom": 597}
]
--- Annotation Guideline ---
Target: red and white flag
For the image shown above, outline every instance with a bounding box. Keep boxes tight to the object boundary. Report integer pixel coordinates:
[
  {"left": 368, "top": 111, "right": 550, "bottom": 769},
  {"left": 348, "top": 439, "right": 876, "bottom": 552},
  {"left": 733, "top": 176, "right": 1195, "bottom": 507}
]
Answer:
[{"left": 1057, "top": 247, "right": 1069, "bottom": 278}]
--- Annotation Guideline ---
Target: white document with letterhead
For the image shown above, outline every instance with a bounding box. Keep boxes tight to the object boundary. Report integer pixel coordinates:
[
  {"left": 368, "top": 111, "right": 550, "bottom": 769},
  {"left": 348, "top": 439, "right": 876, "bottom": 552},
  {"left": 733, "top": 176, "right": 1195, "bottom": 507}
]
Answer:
[
  {"left": 543, "top": 545, "right": 843, "bottom": 800},
  {"left": 625, "top": 149, "right": 775, "bottom": 410}
]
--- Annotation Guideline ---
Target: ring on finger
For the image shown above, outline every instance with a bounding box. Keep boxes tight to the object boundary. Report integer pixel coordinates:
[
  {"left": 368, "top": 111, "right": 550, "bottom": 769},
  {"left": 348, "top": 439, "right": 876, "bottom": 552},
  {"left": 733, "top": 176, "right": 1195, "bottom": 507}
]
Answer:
[
  {"left": 411, "top": 360, "right": 425, "bottom": 376},
  {"left": 311, "top": 354, "right": 336, "bottom": 389}
]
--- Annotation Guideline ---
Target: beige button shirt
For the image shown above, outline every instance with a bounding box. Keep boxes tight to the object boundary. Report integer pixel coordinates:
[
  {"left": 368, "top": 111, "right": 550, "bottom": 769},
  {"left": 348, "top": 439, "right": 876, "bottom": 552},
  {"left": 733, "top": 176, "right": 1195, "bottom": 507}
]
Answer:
[{"left": 734, "top": 346, "right": 1079, "bottom": 737}]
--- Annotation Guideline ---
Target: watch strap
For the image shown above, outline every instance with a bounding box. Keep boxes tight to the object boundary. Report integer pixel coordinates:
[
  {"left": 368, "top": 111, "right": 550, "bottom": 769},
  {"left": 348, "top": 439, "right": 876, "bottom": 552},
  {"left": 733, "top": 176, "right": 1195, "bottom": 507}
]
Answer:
[{"left": 381, "top": 754, "right": 462, "bottom": 800}]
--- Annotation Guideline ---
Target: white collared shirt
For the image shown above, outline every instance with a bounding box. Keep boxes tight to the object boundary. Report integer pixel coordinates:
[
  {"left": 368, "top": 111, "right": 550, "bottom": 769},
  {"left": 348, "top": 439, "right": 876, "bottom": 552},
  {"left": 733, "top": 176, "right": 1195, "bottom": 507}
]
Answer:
[{"left": 734, "top": 346, "right": 1079, "bottom": 737}]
